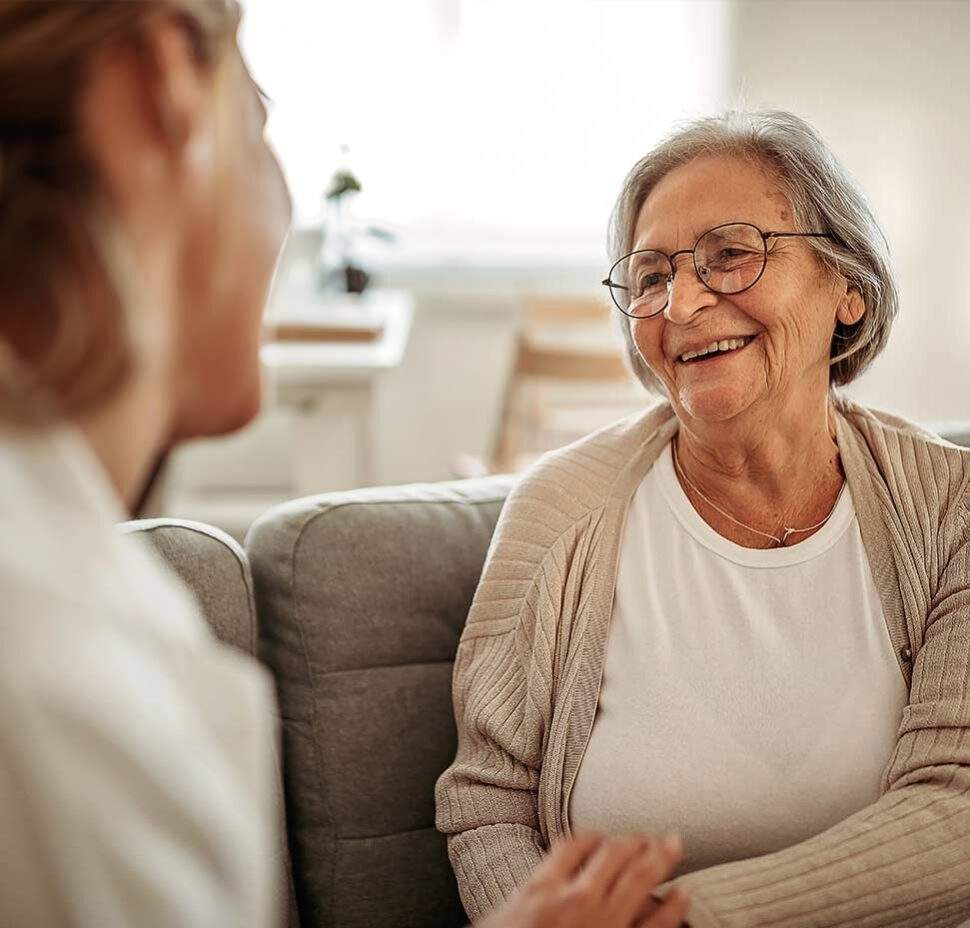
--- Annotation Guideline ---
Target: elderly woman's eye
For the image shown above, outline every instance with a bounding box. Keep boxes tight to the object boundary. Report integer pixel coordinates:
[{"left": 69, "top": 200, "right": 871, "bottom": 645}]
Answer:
[
  {"left": 636, "top": 272, "right": 667, "bottom": 294},
  {"left": 705, "top": 246, "right": 760, "bottom": 271}
]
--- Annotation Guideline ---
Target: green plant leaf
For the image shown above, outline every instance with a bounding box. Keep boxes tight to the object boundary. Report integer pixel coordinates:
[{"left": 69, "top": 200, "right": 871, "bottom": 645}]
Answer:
[{"left": 326, "top": 169, "right": 362, "bottom": 199}]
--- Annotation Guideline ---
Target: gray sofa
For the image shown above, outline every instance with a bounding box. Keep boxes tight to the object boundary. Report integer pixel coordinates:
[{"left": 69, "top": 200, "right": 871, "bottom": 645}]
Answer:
[{"left": 125, "top": 476, "right": 515, "bottom": 928}]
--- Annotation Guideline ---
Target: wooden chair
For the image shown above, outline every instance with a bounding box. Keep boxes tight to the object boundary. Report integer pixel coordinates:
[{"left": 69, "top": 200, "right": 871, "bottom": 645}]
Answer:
[{"left": 469, "top": 295, "right": 646, "bottom": 475}]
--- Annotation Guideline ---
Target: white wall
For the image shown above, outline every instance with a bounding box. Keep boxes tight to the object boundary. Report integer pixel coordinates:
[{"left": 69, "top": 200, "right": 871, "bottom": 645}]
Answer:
[
  {"left": 727, "top": 0, "right": 970, "bottom": 424},
  {"left": 372, "top": 261, "right": 606, "bottom": 485}
]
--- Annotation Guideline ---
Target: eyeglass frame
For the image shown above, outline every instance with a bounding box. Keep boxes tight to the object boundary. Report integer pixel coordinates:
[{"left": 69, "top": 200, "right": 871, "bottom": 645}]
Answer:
[{"left": 601, "top": 221, "right": 835, "bottom": 319}]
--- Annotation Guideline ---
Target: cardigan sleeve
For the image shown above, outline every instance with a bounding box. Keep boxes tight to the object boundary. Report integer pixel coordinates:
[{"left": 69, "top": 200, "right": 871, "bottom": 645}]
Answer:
[
  {"left": 434, "top": 632, "right": 546, "bottom": 921},
  {"left": 667, "top": 508, "right": 970, "bottom": 928},
  {"left": 435, "top": 484, "right": 573, "bottom": 922}
]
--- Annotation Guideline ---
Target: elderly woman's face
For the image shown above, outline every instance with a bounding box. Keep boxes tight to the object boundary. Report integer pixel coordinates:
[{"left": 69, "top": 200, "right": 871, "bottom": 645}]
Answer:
[{"left": 630, "top": 154, "right": 851, "bottom": 424}]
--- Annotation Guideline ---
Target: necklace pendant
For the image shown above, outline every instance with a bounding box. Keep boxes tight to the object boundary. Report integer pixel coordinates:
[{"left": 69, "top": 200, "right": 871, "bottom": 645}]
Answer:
[{"left": 671, "top": 442, "right": 839, "bottom": 549}]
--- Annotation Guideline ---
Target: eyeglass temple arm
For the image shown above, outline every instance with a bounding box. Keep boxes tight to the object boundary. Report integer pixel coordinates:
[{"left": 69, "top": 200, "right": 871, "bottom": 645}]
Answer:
[{"left": 602, "top": 278, "right": 628, "bottom": 290}]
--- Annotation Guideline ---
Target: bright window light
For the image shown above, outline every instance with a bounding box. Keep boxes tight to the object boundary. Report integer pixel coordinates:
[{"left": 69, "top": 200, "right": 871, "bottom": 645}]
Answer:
[{"left": 239, "top": 0, "right": 730, "bottom": 264}]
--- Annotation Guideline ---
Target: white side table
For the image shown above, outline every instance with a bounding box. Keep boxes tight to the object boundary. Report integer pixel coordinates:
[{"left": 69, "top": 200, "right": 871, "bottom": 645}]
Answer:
[{"left": 261, "top": 288, "right": 414, "bottom": 495}]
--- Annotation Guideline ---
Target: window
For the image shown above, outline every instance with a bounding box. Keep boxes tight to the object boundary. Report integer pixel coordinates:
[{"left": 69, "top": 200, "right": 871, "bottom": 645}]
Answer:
[{"left": 240, "top": 0, "right": 730, "bottom": 264}]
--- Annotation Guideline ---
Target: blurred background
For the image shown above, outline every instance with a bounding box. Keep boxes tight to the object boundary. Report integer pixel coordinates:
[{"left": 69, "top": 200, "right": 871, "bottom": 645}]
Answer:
[{"left": 160, "top": 0, "right": 970, "bottom": 540}]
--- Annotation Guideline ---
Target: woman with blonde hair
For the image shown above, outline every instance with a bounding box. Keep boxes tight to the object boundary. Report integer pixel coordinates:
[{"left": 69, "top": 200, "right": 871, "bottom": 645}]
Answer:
[
  {"left": 0, "top": 2, "right": 292, "bottom": 925},
  {"left": 0, "top": 3, "right": 689, "bottom": 926}
]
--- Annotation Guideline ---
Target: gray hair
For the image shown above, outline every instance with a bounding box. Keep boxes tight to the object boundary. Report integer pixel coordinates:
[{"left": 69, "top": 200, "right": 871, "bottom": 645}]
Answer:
[{"left": 609, "top": 110, "right": 898, "bottom": 393}]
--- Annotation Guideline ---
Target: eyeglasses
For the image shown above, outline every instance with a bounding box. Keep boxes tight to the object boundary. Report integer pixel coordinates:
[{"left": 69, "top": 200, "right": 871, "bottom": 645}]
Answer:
[{"left": 601, "top": 221, "right": 834, "bottom": 318}]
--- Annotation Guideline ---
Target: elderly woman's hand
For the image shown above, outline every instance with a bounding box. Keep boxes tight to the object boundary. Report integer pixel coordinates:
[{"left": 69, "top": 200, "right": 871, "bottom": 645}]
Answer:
[{"left": 478, "top": 833, "right": 688, "bottom": 928}]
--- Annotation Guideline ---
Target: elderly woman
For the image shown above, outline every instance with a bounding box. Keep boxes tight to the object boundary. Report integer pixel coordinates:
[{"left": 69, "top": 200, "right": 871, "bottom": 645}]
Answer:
[{"left": 436, "top": 110, "right": 970, "bottom": 927}]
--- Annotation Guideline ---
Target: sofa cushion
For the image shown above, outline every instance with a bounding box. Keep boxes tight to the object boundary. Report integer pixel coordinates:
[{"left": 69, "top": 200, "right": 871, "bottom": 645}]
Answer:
[{"left": 246, "top": 476, "right": 514, "bottom": 928}]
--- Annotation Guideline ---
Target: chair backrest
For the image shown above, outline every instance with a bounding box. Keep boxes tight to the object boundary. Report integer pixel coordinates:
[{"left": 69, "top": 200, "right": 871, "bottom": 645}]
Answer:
[
  {"left": 245, "top": 476, "right": 514, "bottom": 928},
  {"left": 121, "top": 518, "right": 301, "bottom": 928},
  {"left": 490, "top": 295, "right": 644, "bottom": 473}
]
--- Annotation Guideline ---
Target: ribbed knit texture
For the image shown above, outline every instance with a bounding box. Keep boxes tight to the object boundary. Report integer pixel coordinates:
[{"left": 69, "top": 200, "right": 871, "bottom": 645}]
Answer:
[{"left": 434, "top": 398, "right": 970, "bottom": 927}]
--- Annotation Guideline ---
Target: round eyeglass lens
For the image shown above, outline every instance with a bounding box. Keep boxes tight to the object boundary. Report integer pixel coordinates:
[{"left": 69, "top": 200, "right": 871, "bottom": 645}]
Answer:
[
  {"left": 695, "top": 223, "right": 766, "bottom": 294},
  {"left": 611, "top": 250, "right": 673, "bottom": 317}
]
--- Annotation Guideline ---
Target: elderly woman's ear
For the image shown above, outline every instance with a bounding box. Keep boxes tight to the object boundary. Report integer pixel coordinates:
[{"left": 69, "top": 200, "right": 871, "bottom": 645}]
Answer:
[{"left": 836, "top": 283, "right": 866, "bottom": 327}]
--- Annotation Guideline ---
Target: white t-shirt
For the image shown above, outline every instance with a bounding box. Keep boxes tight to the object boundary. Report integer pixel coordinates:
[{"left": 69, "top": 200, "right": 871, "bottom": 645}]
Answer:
[
  {"left": 0, "top": 424, "right": 280, "bottom": 927},
  {"left": 569, "top": 440, "right": 908, "bottom": 877}
]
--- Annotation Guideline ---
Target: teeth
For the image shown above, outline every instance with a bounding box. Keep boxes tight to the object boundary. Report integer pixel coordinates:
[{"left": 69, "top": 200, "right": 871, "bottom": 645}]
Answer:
[{"left": 680, "top": 336, "right": 751, "bottom": 362}]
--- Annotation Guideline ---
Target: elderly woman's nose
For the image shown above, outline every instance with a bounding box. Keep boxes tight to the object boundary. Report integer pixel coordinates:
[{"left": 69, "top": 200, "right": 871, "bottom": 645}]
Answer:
[{"left": 664, "top": 260, "right": 717, "bottom": 323}]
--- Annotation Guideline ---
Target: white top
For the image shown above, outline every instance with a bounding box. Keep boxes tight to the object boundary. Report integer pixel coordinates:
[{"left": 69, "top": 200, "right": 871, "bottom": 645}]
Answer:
[
  {"left": 0, "top": 424, "right": 280, "bottom": 927},
  {"left": 569, "top": 441, "right": 908, "bottom": 876}
]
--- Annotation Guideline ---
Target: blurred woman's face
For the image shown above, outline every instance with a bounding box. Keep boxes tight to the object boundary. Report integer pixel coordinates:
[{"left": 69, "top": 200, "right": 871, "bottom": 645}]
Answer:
[{"left": 171, "top": 47, "right": 292, "bottom": 441}]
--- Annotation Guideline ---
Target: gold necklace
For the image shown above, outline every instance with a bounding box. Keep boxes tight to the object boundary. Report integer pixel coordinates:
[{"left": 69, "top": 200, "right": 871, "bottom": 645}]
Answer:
[{"left": 671, "top": 441, "right": 844, "bottom": 547}]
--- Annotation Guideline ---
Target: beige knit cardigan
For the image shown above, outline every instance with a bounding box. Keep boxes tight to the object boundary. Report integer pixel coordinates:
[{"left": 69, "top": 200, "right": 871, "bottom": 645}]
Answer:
[{"left": 435, "top": 398, "right": 970, "bottom": 928}]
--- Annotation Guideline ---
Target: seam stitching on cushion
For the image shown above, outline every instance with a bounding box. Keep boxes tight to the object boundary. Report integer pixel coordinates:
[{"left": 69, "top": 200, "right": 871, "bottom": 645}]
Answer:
[
  {"left": 336, "top": 824, "right": 441, "bottom": 841},
  {"left": 318, "top": 658, "right": 456, "bottom": 676},
  {"left": 279, "top": 512, "right": 335, "bottom": 927},
  {"left": 287, "top": 541, "right": 333, "bottom": 926},
  {"left": 289, "top": 492, "right": 513, "bottom": 543}
]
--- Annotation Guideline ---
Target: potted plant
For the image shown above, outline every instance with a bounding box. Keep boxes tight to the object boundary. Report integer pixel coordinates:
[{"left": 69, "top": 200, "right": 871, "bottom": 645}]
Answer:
[{"left": 317, "top": 156, "right": 395, "bottom": 295}]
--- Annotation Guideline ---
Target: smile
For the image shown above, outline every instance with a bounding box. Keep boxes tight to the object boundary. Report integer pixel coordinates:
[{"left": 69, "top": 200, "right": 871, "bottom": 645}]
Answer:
[{"left": 678, "top": 335, "right": 756, "bottom": 363}]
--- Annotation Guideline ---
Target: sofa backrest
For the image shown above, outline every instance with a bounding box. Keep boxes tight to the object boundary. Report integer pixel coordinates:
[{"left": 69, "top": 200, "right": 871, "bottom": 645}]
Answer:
[
  {"left": 121, "top": 517, "right": 301, "bottom": 928},
  {"left": 121, "top": 519, "right": 258, "bottom": 652},
  {"left": 245, "top": 476, "right": 514, "bottom": 928},
  {"left": 939, "top": 425, "right": 970, "bottom": 449}
]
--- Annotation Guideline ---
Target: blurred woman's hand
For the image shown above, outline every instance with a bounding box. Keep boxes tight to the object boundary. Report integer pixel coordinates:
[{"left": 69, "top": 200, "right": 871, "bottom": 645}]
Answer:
[{"left": 479, "top": 833, "right": 688, "bottom": 928}]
